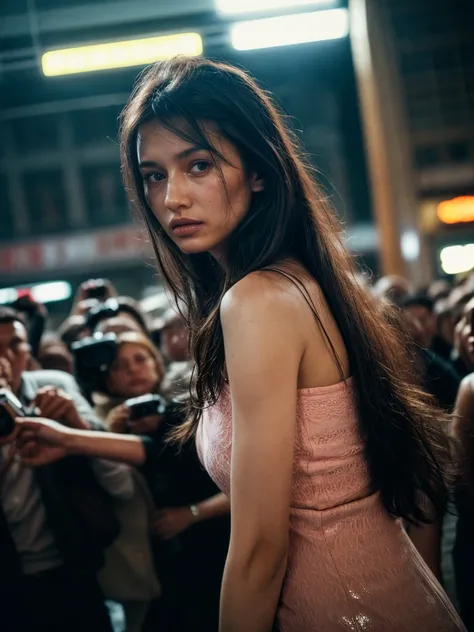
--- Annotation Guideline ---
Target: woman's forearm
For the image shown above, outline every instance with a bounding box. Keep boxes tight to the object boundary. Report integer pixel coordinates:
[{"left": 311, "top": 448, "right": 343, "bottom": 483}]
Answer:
[
  {"left": 194, "top": 492, "right": 230, "bottom": 523},
  {"left": 67, "top": 429, "right": 146, "bottom": 466},
  {"left": 219, "top": 548, "right": 286, "bottom": 632}
]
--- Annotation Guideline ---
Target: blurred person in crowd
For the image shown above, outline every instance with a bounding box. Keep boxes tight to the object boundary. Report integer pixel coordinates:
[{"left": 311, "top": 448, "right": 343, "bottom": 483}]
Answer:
[
  {"left": 123, "top": 57, "right": 461, "bottom": 631},
  {"left": 57, "top": 314, "right": 88, "bottom": 350},
  {"left": 71, "top": 278, "right": 118, "bottom": 317},
  {"left": 159, "top": 309, "right": 193, "bottom": 399},
  {"left": 372, "top": 274, "right": 413, "bottom": 305},
  {"left": 148, "top": 316, "right": 165, "bottom": 350},
  {"left": 93, "top": 332, "right": 163, "bottom": 632},
  {"left": 381, "top": 304, "right": 460, "bottom": 584},
  {"left": 434, "top": 298, "right": 456, "bottom": 348},
  {"left": 401, "top": 294, "right": 453, "bottom": 362},
  {"left": 454, "top": 297, "right": 474, "bottom": 375},
  {"left": 37, "top": 332, "right": 74, "bottom": 374},
  {"left": 0, "top": 307, "right": 134, "bottom": 632},
  {"left": 87, "top": 297, "right": 150, "bottom": 338},
  {"left": 70, "top": 330, "right": 229, "bottom": 631},
  {"left": 451, "top": 373, "right": 474, "bottom": 630},
  {"left": 400, "top": 308, "right": 461, "bottom": 413},
  {"left": 428, "top": 279, "right": 452, "bottom": 302},
  {"left": 10, "top": 293, "right": 48, "bottom": 361},
  {"left": 449, "top": 282, "right": 474, "bottom": 330}
]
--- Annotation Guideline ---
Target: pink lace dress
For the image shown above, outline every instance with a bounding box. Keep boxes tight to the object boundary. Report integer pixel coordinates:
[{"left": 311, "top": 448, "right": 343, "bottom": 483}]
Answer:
[{"left": 196, "top": 378, "right": 465, "bottom": 631}]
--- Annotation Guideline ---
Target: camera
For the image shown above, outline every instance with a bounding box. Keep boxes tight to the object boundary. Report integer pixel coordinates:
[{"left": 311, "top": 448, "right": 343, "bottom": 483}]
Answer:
[
  {"left": 125, "top": 394, "right": 167, "bottom": 420},
  {"left": 0, "top": 389, "right": 26, "bottom": 437},
  {"left": 85, "top": 279, "right": 108, "bottom": 301},
  {"left": 71, "top": 333, "right": 118, "bottom": 393}
]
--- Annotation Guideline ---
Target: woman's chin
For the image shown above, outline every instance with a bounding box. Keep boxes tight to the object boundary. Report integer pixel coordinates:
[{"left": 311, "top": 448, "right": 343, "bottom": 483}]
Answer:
[{"left": 176, "top": 237, "right": 215, "bottom": 255}]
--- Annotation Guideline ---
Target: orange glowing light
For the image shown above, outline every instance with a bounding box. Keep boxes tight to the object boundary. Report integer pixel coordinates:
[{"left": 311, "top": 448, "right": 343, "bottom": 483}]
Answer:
[{"left": 437, "top": 196, "right": 474, "bottom": 225}]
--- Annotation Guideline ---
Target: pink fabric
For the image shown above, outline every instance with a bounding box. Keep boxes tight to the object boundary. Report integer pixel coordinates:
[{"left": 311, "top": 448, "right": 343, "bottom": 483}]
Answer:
[{"left": 197, "top": 378, "right": 465, "bottom": 631}]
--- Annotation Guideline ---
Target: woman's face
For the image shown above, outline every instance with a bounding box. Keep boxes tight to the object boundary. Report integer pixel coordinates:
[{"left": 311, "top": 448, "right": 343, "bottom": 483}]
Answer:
[
  {"left": 137, "top": 120, "right": 264, "bottom": 258},
  {"left": 107, "top": 343, "right": 160, "bottom": 398}
]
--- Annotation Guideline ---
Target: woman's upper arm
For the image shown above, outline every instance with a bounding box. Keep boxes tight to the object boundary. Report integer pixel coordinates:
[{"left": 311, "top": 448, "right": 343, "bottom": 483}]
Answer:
[{"left": 220, "top": 274, "right": 304, "bottom": 563}]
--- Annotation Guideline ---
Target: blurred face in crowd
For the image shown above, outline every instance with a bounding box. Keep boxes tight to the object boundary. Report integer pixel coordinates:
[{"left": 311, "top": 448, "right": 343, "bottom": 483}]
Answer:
[
  {"left": 402, "top": 312, "right": 427, "bottom": 349},
  {"left": 434, "top": 300, "right": 454, "bottom": 346},
  {"left": 0, "top": 320, "right": 31, "bottom": 394},
  {"left": 137, "top": 120, "right": 263, "bottom": 258},
  {"left": 106, "top": 342, "right": 162, "bottom": 398},
  {"left": 160, "top": 314, "right": 189, "bottom": 362},
  {"left": 38, "top": 342, "right": 73, "bottom": 374},
  {"left": 404, "top": 304, "right": 437, "bottom": 348},
  {"left": 373, "top": 275, "right": 412, "bottom": 305},
  {"left": 96, "top": 315, "right": 144, "bottom": 337}
]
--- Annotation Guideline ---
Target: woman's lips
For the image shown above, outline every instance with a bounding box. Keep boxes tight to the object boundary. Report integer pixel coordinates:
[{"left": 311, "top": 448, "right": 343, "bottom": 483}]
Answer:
[{"left": 172, "top": 222, "right": 204, "bottom": 237}]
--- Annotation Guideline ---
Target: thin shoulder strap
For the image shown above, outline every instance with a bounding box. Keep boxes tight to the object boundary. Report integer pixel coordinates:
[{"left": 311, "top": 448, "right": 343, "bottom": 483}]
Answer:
[{"left": 261, "top": 266, "right": 346, "bottom": 382}]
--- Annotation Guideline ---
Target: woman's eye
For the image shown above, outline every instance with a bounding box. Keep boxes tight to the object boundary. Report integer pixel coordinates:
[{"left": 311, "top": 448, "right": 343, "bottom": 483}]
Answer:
[
  {"left": 190, "top": 160, "right": 210, "bottom": 174},
  {"left": 143, "top": 172, "right": 164, "bottom": 183}
]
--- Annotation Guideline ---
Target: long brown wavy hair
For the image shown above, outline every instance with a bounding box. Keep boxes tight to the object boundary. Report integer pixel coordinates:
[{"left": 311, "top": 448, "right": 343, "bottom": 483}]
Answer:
[{"left": 120, "top": 56, "right": 451, "bottom": 523}]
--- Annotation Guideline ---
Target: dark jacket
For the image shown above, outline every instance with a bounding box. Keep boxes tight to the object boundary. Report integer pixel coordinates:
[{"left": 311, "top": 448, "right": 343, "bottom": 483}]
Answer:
[{"left": 0, "top": 370, "right": 132, "bottom": 581}]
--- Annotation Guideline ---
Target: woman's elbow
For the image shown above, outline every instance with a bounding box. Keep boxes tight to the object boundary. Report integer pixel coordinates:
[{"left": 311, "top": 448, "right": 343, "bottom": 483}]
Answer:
[{"left": 228, "top": 538, "right": 288, "bottom": 590}]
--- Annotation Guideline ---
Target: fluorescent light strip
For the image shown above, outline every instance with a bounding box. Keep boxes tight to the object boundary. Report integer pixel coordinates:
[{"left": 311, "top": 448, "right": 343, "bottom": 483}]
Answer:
[
  {"left": 231, "top": 8, "right": 349, "bottom": 51},
  {"left": 42, "top": 33, "right": 203, "bottom": 77},
  {"left": 216, "top": 0, "right": 336, "bottom": 16}
]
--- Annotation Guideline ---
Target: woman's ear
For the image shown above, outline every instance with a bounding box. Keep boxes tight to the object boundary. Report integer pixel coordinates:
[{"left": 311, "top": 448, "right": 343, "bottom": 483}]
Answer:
[{"left": 249, "top": 172, "right": 265, "bottom": 193}]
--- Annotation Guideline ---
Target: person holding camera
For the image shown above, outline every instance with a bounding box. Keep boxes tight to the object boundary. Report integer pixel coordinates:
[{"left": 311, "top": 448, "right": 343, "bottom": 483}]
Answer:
[
  {"left": 58, "top": 329, "right": 230, "bottom": 630},
  {"left": 84, "top": 331, "right": 164, "bottom": 632},
  {"left": 0, "top": 307, "right": 134, "bottom": 632}
]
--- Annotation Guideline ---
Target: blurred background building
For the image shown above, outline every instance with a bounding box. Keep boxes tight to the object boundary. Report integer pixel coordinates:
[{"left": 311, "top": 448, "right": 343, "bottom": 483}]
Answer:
[{"left": 0, "top": 0, "right": 473, "bottom": 319}]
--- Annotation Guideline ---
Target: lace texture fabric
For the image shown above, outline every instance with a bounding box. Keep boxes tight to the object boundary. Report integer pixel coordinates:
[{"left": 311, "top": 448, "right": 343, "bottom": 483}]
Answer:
[{"left": 197, "top": 379, "right": 465, "bottom": 632}]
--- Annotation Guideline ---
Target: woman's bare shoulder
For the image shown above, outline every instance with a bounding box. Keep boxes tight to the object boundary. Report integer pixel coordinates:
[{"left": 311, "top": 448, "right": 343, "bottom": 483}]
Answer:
[{"left": 221, "top": 265, "right": 325, "bottom": 320}]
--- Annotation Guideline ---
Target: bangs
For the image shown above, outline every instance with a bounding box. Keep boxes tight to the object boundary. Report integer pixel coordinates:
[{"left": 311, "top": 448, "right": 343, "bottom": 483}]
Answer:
[{"left": 148, "top": 89, "right": 228, "bottom": 164}]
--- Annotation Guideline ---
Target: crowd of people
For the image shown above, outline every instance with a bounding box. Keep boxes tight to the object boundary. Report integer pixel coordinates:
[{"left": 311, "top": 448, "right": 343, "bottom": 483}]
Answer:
[
  {"left": 1, "top": 56, "right": 474, "bottom": 632},
  {"left": 0, "top": 278, "right": 230, "bottom": 632},
  {"left": 1, "top": 267, "right": 473, "bottom": 631}
]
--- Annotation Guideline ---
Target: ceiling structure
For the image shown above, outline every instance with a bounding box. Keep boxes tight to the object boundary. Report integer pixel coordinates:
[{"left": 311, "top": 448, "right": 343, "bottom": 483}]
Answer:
[{"left": 0, "top": 0, "right": 220, "bottom": 74}]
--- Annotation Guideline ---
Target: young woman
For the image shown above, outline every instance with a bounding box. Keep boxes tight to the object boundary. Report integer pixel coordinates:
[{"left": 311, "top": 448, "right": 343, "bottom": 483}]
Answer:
[{"left": 17, "top": 58, "right": 464, "bottom": 632}]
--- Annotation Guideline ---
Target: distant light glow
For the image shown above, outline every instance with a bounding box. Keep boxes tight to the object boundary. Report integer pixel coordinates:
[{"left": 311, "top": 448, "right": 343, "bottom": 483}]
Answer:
[
  {"left": 31, "top": 282, "right": 72, "bottom": 303},
  {"left": 215, "top": 0, "right": 335, "bottom": 16},
  {"left": 0, "top": 288, "right": 18, "bottom": 305},
  {"left": 42, "top": 33, "right": 203, "bottom": 76},
  {"left": 440, "top": 244, "right": 474, "bottom": 275},
  {"left": 231, "top": 9, "right": 349, "bottom": 51},
  {"left": 437, "top": 196, "right": 474, "bottom": 225},
  {"left": 0, "top": 282, "right": 72, "bottom": 305},
  {"left": 401, "top": 230, "right": 420, "bottom": 262}
]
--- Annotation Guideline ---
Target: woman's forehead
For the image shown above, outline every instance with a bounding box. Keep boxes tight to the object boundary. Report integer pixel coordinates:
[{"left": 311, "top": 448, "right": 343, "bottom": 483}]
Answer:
[{"left": 137, "top": 118, "right": 229, "bottom": 159}]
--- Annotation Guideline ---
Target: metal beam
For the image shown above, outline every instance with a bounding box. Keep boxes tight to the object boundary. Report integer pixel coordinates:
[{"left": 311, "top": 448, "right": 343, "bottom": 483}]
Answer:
[
  {"left": 0, "top": 93, "right": 129, "bottom": 120},
  {"left": 0, "top": 0, "right": 214, "bottom": 39}
]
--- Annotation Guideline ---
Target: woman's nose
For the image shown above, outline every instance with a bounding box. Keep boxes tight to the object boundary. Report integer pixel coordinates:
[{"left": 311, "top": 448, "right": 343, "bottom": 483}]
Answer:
[{"left": 165, "top": 173, "right": 192, "bottom": 212}]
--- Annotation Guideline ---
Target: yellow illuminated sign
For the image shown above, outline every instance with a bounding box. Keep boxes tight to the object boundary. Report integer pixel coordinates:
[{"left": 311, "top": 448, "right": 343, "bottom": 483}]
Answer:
[
  {"left": 437, "top": 196, "right": 474, "bottom": 225},
  {"left": 42, "top": 33, "right": 203, "bottom": 77}
]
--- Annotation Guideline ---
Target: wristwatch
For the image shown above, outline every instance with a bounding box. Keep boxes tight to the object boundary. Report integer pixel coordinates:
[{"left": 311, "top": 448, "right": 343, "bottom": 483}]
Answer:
[{"left": 189, "top": 504, "right": 201, "bottom": 519}]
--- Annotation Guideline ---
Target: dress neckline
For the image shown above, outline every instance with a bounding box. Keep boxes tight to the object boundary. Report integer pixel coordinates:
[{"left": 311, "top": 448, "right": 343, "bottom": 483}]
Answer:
[{"left": 297, "top": 376, "right": 353, "bottom": 397}]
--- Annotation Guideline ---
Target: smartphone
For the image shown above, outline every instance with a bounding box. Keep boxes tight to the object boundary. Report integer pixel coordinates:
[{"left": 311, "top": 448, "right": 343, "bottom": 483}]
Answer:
[{"left": 0, "top": 388, "right": 25, "bottom": 437}]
